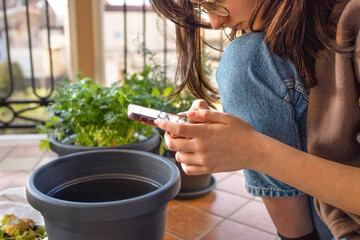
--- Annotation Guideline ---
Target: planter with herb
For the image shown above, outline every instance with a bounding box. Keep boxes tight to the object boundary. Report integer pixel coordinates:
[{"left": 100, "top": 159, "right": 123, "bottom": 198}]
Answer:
[{"left": 36, "top": 66, "right": 173, "bottom": 156}]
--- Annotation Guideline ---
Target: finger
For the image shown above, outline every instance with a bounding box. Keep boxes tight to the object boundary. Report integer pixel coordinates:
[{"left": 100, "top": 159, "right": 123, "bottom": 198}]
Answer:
[
  {"left": 182, "top": 110, "right": 199, "bottom": 124},
  {"left": 187, "top": 110, "right": 232, "bottom": 124},
  {"left": 175, "top": 151, "right": 197, "bottom": 165},
  {"left": 181, "top": 163, "right": 209, "bottom": 175},
  {"left": 176, "top": 152, "right": 213, "bottom": 174},
  {"left": 169, "top": 133, "right": 178, "bottom": 138},
  {"left": 176, "top": 111, "right": 198, "bottom": 124},
  {"left": 155, "top": 119, "right": 206, "bottom": 138},
  {"left": 185, "top": 100, "right": 210, "bottom": 123},
  {"left": 164, "top": 132, "right": 196, "bottom": 152},
  {"left": 176, "top": 99, "right": 210, "bottom": 118},
  {"left": 168, "top": 132, "right": 183, "bottom": 139},
  {"left": 190, "top": 99, "right": 210, "bottom": 111}
]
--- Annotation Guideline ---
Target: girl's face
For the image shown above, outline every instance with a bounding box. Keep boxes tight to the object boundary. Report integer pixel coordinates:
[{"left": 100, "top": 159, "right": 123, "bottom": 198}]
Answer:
[{"left": 191, "top": 0, "right": 259, "bottom": 32}]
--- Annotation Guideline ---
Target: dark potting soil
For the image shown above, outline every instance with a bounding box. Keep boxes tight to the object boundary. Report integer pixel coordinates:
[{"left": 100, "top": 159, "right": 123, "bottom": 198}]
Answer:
[{"left": 49, "top": 176, "right": 159, "bottom": 202}]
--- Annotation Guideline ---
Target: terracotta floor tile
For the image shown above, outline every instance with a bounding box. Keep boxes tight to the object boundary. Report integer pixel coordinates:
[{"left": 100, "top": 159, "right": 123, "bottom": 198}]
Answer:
[
  {"left": 216, "top": 174, "right": 255, "bottom": 199},
  {"left": 43, "top": 150, "right": 58, "bottom": 158},
  {"left": 0, "top": 171, "right": 31, "bottom": 191},
  {"left": 7, "top": 145, "right": 44, "bottom": 158},
  {"left": 0, "top": 146, "right": 14, "bottom": 162},
  {"left": 184, "top": 189, "right": 250, "bottom": 218},
  {"left": 166, "top": 204, "right": 223, "bottom": 240},
  {"left": 168, "top": 199, "right": 184, "bottom": 210},
  {"left": 212, "top": 172, "right": 232, "bottom": 183},
  {"left": 0, "top": 171, "right": 15, "bottom": 178},
  {"left": 0, "top": 157, "right": 40, "bottom": 171},
  {"left": 164, "top": 232, "right": 186, "bottom": 240},
  {"left": 34, "top": 150, "right": 57, "bottom": 169},
  {"left": 230, "top": 201, "right": 277, "bottom": 234},
  {"left": 0, "top": 145, "right": 45, "bottom": 171},
  {"left": 201, "top": 220, "right": 276, "bottom": 240}
]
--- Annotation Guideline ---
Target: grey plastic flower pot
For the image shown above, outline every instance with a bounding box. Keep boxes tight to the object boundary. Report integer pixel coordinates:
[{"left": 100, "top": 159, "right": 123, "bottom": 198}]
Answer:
[
  {"left": 174, "top": 161, "right": 216, "bottom": 200},
  {"left": 164, "top": 150, "right": 216, "bottom": 200},
  {"left": 26, "top": 150, "right": 180, "bottom": 240},
  {"left": 49, "top": 128, "right": 161, "bottom": 157}
]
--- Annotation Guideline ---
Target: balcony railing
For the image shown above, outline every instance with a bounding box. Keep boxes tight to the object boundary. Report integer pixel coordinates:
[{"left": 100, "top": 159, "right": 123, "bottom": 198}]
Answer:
[
  {"left": 0, "top": 0, "right": 225, "bottom": 132},
  {"left": 0, "top": 0, "right": 55, "bottom": 130}
]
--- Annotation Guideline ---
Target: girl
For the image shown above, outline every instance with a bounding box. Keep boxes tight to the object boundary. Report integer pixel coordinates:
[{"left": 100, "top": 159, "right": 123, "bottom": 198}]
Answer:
[{"left": 150, "top": 0, "right": 360, "bottom": 239}]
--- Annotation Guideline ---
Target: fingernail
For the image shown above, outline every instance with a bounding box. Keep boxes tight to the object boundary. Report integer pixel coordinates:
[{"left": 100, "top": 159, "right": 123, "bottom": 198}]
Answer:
[
  {"left": 154, "top": 119, "right": 159, "bottom": 126},
  {"left": 177, "top": 112, "right": 187, "bottom": 116},
  {"left": 187, "top": 111, "right": 197, "bottom": 117}
]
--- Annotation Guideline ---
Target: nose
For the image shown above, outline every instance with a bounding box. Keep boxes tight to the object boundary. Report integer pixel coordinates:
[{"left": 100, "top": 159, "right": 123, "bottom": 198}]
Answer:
[{"left": 207, "top": 12, "right": 227, "bottom": 30}]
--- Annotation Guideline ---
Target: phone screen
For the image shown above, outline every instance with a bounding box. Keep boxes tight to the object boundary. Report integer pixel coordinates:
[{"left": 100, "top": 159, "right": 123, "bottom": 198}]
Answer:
[{"left": 127, "top": 104, "right": 188, "bottom": 126}]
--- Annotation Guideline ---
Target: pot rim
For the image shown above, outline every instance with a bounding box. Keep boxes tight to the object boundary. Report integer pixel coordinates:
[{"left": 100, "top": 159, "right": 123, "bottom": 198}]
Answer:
[
  {"left": 49, "top": 128, "right": 160, "bottom": 153},
  {"left": 26, "top": 149, "right": 180, "bottom": 220}
]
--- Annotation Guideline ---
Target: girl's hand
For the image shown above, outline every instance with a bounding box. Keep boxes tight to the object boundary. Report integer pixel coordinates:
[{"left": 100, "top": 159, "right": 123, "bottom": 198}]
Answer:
[
  {"left": 187, "top": 99, "right": 210, "bottom": 120},
  {"left": 178, "top": 99, "right": 210, "bottom": 123},
  {"left": 172, "top": 99, "right": 210, "bottom": 138},
  {"left": 155, "top": 109, "right": 262, "bottom": 175}
]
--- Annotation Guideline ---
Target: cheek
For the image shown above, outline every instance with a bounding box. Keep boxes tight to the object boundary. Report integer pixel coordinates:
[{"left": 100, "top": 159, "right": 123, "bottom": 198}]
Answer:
[{"left": 228, "top": 0, "right": 257, "bottom": 20}]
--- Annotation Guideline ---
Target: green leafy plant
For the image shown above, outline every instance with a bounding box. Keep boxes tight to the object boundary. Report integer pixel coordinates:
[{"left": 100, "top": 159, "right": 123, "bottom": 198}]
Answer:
[
  {"left": 36, "top": 73, "right": 165, "bottom": 150},
  {"left": 0, "top": 214, "right": 47, "bottom": 240}
]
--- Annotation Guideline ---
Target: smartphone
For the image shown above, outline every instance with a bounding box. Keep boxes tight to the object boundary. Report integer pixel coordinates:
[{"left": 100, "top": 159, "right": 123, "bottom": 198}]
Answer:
[{"left": 127, "top": 104, "right": 188, "bottom": 126}]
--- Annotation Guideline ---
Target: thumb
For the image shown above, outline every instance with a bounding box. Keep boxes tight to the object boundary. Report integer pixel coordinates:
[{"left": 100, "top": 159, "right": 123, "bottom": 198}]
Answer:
[
  {"left": 191, "top": 99, "right": 210, "bottom": 110},
  {"left": 187, "top": 110, "right": 231, "bottom": 124}
]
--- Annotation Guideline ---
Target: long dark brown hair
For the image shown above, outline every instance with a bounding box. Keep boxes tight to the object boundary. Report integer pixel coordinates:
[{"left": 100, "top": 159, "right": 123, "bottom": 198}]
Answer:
[{"left": 150, "top": 0, "right": 352, "bottom": 107}]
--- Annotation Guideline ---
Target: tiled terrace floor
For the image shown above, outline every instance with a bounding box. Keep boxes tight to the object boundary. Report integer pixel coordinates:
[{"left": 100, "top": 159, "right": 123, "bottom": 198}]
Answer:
[{"left": 0, "top": 134, "right": 279, "bottom": 240}]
